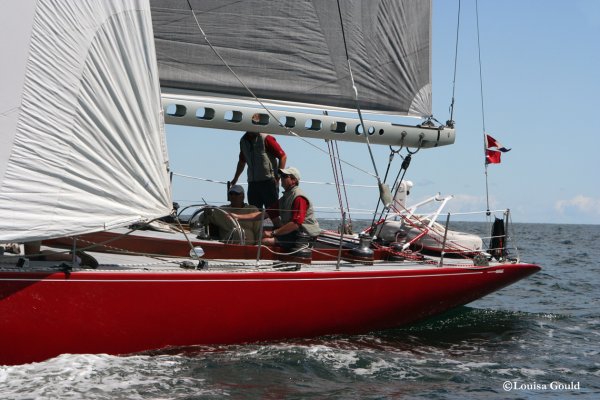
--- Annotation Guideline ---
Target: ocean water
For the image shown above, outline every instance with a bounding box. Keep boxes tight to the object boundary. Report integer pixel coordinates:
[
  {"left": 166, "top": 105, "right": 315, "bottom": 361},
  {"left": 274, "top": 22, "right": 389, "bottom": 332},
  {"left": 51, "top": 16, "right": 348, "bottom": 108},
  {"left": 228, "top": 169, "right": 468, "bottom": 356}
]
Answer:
[{"left": 1, "top": 223, "right": 599, "bottom": 399}]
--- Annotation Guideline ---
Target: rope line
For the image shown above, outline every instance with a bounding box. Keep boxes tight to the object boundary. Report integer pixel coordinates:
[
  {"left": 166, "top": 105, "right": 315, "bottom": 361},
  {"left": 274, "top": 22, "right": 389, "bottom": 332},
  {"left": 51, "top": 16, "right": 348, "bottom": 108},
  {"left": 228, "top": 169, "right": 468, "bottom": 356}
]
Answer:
[
  {"left": 449, "top": 0, "right": 461, "bottom": 124},
  {"left": 326, "top": 140, "right": 345, "bottom": 221},
  {"left": 335, "top": 141, "right": 353, "bottom": 227},
  {"left": 335, "top": 0, "right": 382, "bottom": 183},
  {"left": 171, "top": 171, "right": 378, "bottom": 188},
  {"left": 475, "top": 0, "right": 491, "bottom": 214}
]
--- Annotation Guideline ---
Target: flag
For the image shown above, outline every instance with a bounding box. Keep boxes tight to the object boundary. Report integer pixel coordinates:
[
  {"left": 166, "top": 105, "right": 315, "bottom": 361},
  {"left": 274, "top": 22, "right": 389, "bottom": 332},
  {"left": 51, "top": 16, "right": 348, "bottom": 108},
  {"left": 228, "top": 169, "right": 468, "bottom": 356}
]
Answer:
[
  {"left": 485, "top": 134, "right": 510, "bottom": 165},
  {"left": 486, "top": 149, "right": 502, "bottom": 164},
  {"left": 485, "top": 134, "right": 511, "bottom": 152}
]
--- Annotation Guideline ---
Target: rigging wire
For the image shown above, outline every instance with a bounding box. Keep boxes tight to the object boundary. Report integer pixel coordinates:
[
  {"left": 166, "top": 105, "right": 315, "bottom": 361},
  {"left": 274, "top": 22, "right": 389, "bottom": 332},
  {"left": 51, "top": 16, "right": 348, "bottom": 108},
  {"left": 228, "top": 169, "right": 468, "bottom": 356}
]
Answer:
[
  {"left": 334, "top": 140, "right": 353, "bottom": 229},
  {"left": 368, "top": 135, "right": 425, "bottom": 230},
  {"left": 326, "top": 140, "right": 345, "bottom": 220},
  {"left": 475, "top": 0, "right": 492, "bottom": 215},
  {"left": 368, "top": 147, "right": 400, "bottom": 229},
  {"left": 325, "top": 140, "right": 354, "bottom": 230},
  {"left": 334, "top": 0, "right": 383, "bottom": 184},
  {"left": 448, "top": 0, "right": 462, "bottom": 126},
  {"left": 334, "top": 0, "right": 396, "bottom": 235},
  {"left": 184, "top": 0, "right": 377, "bottom": 180}
]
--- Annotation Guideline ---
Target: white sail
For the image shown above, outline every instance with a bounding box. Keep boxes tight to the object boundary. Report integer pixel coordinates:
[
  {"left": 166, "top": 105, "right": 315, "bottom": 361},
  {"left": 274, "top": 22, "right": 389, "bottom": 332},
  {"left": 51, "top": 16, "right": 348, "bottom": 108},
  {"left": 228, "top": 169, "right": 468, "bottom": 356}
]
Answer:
[{"left": 0, "top": 0, "right": 172, "bottom": 242}]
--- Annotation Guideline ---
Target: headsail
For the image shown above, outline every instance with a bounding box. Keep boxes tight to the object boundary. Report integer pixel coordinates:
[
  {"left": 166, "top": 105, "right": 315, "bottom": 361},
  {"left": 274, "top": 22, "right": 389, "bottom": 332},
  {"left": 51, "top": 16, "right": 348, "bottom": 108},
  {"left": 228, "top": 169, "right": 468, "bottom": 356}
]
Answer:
[
  {"left": 0, "top": 0, "right": 172, "bottom": 242},
  {"left": 150, "top": 0, "right": 432, "bottom": 117}
]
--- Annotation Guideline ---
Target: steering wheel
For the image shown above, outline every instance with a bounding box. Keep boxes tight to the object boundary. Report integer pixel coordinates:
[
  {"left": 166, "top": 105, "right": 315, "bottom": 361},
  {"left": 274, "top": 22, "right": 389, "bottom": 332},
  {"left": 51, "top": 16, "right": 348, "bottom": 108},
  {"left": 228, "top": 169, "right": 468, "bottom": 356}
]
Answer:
[{"left": 189, "top": 206, "right": 246, "bottom": 245}]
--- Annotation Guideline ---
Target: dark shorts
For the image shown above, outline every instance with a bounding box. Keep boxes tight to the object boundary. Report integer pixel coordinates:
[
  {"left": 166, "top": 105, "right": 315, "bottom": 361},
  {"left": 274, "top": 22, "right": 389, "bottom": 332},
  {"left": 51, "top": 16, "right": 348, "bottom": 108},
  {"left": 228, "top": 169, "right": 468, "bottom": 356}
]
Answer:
[
  {"left": 247, "top": 179, "right": 278, "bottom": 210},
  {"left": 274, "top": 231, "right": 300, "bottom": 250},
  {"left": 275, "top": 231, "right": 317, "bottom": 250}
]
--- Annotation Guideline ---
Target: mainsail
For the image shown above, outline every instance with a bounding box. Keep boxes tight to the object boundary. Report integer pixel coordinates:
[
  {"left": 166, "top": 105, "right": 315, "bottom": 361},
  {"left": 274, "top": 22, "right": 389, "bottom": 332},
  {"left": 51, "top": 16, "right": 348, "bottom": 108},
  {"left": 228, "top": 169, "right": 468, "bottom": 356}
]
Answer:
[
  {"left": 0, "top": 0, "right": 172, "bottom": 242},
  {"left": 150, "top": 0, "right": 432, "bottom": 117}
]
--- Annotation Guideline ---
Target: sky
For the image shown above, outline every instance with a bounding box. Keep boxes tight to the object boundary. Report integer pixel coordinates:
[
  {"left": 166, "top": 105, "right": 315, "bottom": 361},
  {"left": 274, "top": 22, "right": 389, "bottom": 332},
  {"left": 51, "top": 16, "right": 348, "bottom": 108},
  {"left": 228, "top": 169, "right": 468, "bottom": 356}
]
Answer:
[{"left": 165, "top": 0, "right": 600, "bottom": 225}]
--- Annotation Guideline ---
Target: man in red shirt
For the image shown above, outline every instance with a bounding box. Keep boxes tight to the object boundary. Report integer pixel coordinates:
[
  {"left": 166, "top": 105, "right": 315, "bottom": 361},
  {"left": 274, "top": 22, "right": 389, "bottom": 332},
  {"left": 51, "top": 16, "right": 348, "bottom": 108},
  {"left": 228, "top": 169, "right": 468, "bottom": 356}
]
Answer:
[
  {"left": 230, "top": 114, "right": 287, "bottom": 209},
  {"left": 231, "top": 167, "right": 321, "bottom": 250}
]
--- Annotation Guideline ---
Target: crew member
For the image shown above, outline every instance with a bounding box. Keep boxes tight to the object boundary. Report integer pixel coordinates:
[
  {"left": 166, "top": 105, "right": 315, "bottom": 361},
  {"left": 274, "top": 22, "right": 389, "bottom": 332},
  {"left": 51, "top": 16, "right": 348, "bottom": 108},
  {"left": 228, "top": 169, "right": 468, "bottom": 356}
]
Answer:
[
  {"left": 230, "top": 114, "right": 287, "bottom": 209},
  {"left": 232, "top": 167, "right": 320, "bottom": 250},
  {"left": 219, "top": 184, "right": 261, "bottom": 244}
]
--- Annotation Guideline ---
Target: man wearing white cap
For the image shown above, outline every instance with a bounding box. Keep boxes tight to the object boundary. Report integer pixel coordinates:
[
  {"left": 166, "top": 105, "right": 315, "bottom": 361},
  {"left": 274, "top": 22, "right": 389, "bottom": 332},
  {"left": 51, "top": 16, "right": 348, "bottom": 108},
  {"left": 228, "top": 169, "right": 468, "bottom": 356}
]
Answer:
[{"left": 231, "top": 166, "right": 320, "bottom": 250}]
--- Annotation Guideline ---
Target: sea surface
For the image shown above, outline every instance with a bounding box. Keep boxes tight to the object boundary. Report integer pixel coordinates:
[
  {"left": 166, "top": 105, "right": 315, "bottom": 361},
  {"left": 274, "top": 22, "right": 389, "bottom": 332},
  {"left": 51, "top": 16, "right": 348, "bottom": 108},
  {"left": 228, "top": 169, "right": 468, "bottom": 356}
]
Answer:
[{"left": 1, "top": 222, "right": 599, "bottom": 399}]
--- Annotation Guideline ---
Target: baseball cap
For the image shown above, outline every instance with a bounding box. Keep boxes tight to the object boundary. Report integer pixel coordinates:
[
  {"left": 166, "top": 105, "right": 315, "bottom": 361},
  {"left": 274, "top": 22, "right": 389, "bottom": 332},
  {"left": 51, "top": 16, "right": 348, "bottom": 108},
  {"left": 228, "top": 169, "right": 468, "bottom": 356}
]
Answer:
[
  {"left": 279, "top": 167, "right": 301, "bottom": 181},
  {"left": 228, "top": 184, "right": 244, "bottom": 194}
]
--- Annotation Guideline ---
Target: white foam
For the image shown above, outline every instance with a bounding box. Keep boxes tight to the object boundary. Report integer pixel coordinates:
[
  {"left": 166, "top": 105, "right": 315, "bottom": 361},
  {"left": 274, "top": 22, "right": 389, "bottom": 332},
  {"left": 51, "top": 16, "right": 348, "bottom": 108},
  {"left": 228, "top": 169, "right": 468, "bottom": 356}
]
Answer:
[
  {"left": 519, "top": 367, "right": 547, "bottom": 377},
  {"left": 0, "top": 354, "right": 225, "bottom": 399}
]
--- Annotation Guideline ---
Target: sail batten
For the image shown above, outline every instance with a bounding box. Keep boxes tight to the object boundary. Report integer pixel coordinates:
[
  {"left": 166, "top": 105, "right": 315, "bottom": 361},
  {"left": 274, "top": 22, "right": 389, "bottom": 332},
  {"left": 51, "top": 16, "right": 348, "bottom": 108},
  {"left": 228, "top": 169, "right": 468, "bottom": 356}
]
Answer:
[{"left": 150, "top": 0, "right": 432, "bottom": 117}]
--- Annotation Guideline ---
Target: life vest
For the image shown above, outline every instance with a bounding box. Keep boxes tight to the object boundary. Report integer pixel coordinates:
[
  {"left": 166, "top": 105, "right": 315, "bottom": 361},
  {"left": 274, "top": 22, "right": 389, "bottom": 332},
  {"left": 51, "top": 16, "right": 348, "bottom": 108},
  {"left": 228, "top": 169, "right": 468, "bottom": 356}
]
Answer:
[
  {"left": 279, "top": 185, "right": 320, "bottom": 237},
  {"left": 240, "top": 133, "right": 278, "bottom": 182}
]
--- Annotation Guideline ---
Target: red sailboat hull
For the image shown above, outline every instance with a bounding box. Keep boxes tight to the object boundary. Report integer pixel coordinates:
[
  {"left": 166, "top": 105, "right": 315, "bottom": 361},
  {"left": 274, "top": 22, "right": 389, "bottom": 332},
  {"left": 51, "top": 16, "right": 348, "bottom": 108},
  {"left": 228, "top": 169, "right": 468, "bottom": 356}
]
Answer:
[{"left": 0, "top": 263, "right": 539, "bottom": 365}]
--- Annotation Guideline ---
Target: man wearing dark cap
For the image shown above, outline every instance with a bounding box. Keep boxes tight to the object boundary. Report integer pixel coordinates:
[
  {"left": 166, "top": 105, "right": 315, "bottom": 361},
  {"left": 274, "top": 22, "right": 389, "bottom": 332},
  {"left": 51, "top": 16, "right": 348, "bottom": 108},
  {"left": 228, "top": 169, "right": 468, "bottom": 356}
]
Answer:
[{"left": 219, "top": 184, "right": 261, "bottom": 244}]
